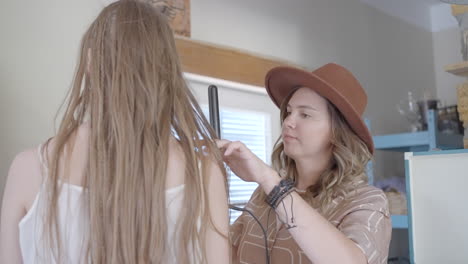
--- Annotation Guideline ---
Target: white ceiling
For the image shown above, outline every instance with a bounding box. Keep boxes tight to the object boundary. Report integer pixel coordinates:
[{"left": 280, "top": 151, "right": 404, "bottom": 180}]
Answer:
[{"left": 359, "top": 0, "right": 458, "bottom": 32}]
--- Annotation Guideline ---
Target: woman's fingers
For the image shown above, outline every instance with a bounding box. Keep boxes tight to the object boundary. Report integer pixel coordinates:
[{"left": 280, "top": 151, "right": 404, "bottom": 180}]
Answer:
[
  {"left": 215, "top": 139, "right": 232, "bottom": 157},
  {"left": 216, "top": 140, "right": 245, "bottom": 157},
  {"left": 226, "top": 141, "right": 247, "bottom": 157},
  {"left": 215, "top": 139, "right": 231, "bottom": 149},
  {"left": 215, "top": 139, "right": 231, "bottom": 158},
  {"left": 224, "top": 141, "right": 238, "bottom": 156},
  {"left": 215, "top": 139, "right": 262, "bottom": 183}
]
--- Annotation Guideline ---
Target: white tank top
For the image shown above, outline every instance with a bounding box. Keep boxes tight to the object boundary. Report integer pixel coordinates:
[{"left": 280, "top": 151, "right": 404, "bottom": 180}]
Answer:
[{"left": 18, "top": 145, "right": 187, "bottom": 263}]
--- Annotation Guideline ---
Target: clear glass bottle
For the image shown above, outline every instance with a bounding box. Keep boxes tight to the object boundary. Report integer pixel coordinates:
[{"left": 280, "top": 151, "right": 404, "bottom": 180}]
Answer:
[{"left": 397, "top": 91, "right": 422, "bottom": 132}]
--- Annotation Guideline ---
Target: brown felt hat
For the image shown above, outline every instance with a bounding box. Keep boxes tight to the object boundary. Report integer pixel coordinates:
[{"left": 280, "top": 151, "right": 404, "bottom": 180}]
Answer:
[{"left": 265, "top": 63, "right": 374, "bottom": 154}]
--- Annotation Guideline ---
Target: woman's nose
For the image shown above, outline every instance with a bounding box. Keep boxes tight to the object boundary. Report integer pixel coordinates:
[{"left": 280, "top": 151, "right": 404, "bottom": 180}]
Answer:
[{"left": 284, "top": 115, "right": 296, "bottom": 129}]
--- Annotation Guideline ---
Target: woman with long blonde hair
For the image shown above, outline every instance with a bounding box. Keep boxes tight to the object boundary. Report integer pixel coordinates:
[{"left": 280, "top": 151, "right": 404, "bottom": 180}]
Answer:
[
  {"left": 0, "top": 1, "right": 229, "bottom": 263},
  {"left": 218, "top": 63, "right": 391, "bottom": 264}
]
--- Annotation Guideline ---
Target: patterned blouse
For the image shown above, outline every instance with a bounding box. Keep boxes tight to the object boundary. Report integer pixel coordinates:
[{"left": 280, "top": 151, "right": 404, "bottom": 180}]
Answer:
[{"left": 230, "top": 184, "right": 392, "bottom": 264}]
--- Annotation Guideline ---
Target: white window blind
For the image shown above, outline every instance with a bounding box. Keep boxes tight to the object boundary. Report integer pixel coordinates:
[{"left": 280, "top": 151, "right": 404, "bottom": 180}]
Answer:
[{"left": 202, "top": 106, "right": 272, "bottom": 223}]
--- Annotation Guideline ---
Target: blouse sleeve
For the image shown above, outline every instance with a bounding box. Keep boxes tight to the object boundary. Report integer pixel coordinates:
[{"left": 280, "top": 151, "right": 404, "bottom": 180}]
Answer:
[{"left": 338, "top": 187, "right": 392, "bottom": 264}]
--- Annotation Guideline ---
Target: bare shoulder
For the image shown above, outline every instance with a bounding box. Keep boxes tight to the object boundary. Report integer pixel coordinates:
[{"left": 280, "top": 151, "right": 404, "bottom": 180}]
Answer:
[
  {"left": 202, "top": 146, "right": 226, "bottom": 184},
  {"left": 9, "top": 146, "right": 43, "bottom": 205},
  {"left": 11, "top": 146, "right": 42, "bottom": 170},
  {"left": 0, "top": 145, "right": 44, "bottom": 263}
]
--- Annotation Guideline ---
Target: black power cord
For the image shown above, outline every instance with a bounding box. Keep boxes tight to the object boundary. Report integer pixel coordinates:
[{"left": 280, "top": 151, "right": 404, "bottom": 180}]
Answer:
[
  {"left": 208, "top": 86, "right": 270, "bottom": 264},
  {"left": 229, "top": 205, "right": 270, "bottom": 264}
]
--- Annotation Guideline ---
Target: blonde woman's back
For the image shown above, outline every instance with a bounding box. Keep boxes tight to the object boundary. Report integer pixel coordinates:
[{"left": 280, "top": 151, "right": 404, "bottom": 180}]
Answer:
[{"left": 3, "top": 124, "right": 229, "bottom": 263}]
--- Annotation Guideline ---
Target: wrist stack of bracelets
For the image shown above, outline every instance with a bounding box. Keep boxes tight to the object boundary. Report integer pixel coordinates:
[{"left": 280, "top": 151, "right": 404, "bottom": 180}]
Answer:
[
  {"left": 265, "top": 179, "right": 295, "bottom": 209},
  {"left": 265, "top": 178, "right": 298, "bottom": 229}
]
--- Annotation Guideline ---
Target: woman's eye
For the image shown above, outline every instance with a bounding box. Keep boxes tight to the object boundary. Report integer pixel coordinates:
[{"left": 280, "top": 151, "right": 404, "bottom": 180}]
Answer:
[{"left": 301, "top": 113, "right": 310, "bottom": 118}]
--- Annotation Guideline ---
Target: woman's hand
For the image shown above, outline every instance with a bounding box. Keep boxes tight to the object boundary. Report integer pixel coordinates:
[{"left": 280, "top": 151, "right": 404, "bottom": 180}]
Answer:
[{"left": 216, "top": 139, "right": 274, "bottom": 185}]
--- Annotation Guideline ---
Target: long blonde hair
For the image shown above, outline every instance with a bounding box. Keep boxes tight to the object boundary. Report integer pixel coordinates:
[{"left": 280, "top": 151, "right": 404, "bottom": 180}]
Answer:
[
  {"left": 42, "top": 1, "right": 226, "bottom": 263},
  {"left": 269, "top": 89, "right": 372, "bottom": 212}
]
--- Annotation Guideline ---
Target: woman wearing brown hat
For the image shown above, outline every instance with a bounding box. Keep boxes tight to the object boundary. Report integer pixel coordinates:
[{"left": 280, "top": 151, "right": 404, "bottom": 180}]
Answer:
[{"left": 218, "top": 63, "right": 391, "bottom": 264}]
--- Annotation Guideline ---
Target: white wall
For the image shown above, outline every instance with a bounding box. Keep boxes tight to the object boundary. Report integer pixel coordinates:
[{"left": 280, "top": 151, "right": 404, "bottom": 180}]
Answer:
[
  {"left": 0, "top": 0, "right": 103, "bottom": 202},
  {"left": 365, "top": 3, "right": 436, "bottom": 135},
  {"left": 433, "top": 27, "right": 465, "bottom": 106},
  {"left": 191, "top": 0, "right": 436, "bottom": 135},
  {"left": 192, "top": 0, "right": 376, "bottom": 71},
  {"left": 430, "top": 3, "right": 464, "bottom": 106}
]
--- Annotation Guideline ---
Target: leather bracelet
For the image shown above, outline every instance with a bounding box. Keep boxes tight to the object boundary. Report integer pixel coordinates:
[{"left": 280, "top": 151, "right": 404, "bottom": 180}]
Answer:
[
  {"left": 269, "top": 184, "right": 291, "bottom": 208},
  {"left": 272, "top": 187, "right": 296, "bottom": 209},
  {"left": 265, "top": 179, "right": 294, "bottom": 208}
]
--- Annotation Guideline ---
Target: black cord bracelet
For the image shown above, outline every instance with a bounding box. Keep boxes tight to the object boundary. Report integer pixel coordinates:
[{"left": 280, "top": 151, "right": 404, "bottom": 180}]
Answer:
[
  {"left": 265, "top": 179, "right": 295, "bottom": 208},
  {"left": 272, "top": 187, "right": 296, "bottom": 209}
]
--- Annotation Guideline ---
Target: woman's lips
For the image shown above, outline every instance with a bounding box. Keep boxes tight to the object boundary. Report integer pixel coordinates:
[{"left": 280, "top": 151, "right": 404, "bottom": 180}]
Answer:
[{"left": 282, "top": 134, "right": 297, "bottom": 142}]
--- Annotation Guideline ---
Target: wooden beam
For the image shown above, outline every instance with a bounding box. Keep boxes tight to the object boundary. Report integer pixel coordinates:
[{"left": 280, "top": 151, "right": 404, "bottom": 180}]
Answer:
[
  {"left": 451, "top": 4, "right": 468, "bottom": 16},
  {"left": 174, "top": 35, "right": 303, "bottom": 88}
]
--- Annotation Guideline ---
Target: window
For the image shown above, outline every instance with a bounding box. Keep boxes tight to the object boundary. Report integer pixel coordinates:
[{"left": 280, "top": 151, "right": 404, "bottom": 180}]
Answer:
[
  {"left": 186, "top": 72, "right": 280, "bottom": 223},
  {"left": 202, "top": 106, "right": 272, "bottom": 223}
]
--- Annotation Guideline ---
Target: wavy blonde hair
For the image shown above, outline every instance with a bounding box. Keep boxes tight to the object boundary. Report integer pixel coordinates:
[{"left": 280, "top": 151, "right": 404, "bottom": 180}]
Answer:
[
  {"left": 268, "top": 89, "right": 372, "bottom": 212},
  {"left": 42, "top": 1, "right": 226, "bottom": 263}
]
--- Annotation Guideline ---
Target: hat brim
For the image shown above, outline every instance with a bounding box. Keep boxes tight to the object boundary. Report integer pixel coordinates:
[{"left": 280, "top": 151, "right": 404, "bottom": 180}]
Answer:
[{"left": 265, "top": 66, "right": 374, "bottom": 154}]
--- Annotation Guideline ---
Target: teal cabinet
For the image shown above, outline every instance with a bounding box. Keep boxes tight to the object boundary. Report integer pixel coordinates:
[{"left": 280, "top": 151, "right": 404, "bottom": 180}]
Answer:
[{"left": 367, "top": 110, "right": 464, "bottom": 229}]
